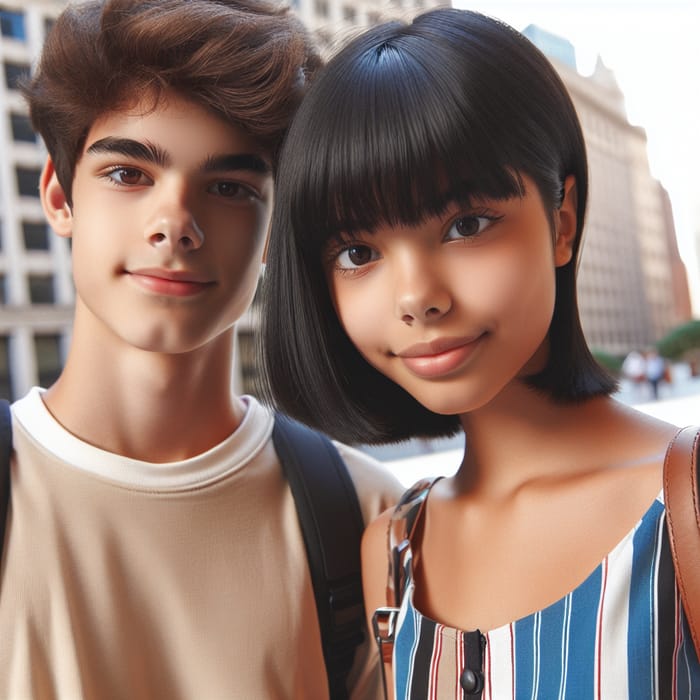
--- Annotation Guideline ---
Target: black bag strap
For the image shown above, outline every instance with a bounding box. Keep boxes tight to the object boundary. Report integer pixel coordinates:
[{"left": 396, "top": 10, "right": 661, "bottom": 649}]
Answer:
[
  {"left": 272, "top": 413, "right": 366, "bottom": 700},
  {"left": 0, "top": 399, "right": 12, "bottom": 562}
]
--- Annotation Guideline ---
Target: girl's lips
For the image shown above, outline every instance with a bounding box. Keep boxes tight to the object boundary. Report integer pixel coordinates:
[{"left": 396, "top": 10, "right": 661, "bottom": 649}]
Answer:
[
  {"left": 128, "top": 270, "right": 214, "bottom": 297},
  {"left": 397, "top": 335, "right": 484, "bottom": 378}
]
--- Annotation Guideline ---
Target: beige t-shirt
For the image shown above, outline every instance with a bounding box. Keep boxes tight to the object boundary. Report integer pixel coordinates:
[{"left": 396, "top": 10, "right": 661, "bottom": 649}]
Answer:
[{"left": 0, "top": 388, "right": 402, "bottom": 700}]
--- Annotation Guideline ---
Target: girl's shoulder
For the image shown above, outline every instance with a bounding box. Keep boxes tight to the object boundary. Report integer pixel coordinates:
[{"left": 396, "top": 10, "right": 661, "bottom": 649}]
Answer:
[{"left": 362, "top": 476, "right": 441, "bottom": 558}]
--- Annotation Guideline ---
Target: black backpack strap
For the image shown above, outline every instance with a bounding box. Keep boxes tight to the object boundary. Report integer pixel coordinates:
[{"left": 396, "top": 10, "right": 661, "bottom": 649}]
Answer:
[
  {"left": 0, "top": 399, "right": 12, "bottom": 563},
  {"left": 272, "top": 413, "right": 366, "bottom": 700}
]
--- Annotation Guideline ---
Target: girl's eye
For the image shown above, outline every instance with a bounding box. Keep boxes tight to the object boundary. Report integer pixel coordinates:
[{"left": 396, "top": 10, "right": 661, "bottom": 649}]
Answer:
[
  {"left": 445, "top": 214, "right": 497, "bottom": 240},
  {"left": 105, "top": 167, "right": 151, "bottom": 186},
  {"left": 336, "top": 244, "right": 379, "bottom": 269},
  {"left": 208, "top": 181, "right": 257, "bottom": 200}
]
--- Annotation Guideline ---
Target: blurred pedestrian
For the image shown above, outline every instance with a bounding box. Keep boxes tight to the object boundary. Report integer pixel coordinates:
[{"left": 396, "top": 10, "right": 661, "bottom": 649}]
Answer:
[{"left": 645, "top": 348, "right": 667, "bottom": 400}]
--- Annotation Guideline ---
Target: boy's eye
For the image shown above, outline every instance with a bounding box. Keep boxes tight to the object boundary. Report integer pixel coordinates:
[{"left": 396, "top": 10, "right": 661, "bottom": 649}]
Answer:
[
  {"left": 445, "top": 214, "right": 497, "bottom": 240},
  {"left": 106, "top": 167, "right": 151, "bottom": 186},
  {"left": 336, "top": 244, "right": 378, "bottom": 269},
  {"left": 208, "top": 181, "right": 257, "bottom": 200}
]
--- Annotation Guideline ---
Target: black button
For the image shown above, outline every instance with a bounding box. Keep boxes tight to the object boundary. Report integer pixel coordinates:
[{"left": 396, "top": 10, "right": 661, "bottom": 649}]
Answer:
[{"left": 460, "top": 668, "right": 483, "bottom": 695}]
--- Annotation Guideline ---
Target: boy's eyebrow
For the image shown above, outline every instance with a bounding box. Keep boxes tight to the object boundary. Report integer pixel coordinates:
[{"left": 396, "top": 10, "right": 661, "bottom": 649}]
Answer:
[
  {"left": 85, "top": 137, "right": 270, "bottom": 175},
  {"left": 86, "top": 137, "right": 169, "bottom": 166},
  {"left": 202, "top": 154, "right": 270, "bottom": 175}
]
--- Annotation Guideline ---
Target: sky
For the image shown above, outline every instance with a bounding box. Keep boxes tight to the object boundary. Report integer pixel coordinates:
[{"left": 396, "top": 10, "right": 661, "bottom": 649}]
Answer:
[{"left": 452, "top": 0, "right": 700, "bottom": 309}]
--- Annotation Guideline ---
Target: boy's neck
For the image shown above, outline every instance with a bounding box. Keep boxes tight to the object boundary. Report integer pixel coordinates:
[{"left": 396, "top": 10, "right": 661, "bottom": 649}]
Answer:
[{"left": 42, "top": 326, "right": 244, "bottom": 463}]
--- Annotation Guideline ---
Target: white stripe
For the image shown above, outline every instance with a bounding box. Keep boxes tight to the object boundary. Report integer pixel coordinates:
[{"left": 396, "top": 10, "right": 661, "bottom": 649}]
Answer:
[
  {"left": 652, "top": 509, "right": 666, "bottom": 699},
  {"left": 531, "top": 612, "right": 541, "bottom": 700},
  {"left": 559, "top": 593, "right": 572, "bottom": 700},
  {"left": 598, "top": 534, "right": 634, "bottom": 698},
  {"left": 483, "top": 626, "right": 515, "bottom": 699}
]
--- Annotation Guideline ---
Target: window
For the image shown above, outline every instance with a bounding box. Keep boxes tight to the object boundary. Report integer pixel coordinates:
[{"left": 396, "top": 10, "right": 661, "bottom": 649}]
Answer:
[
  {"left": 10, "top": 113, "right": 36, "bottom": 143},
  {"left": 0, "top": 336, "right": 13, "bottom": 401},
  {"left": 314, "top": 0, "right": 329, "bottom": 17},
  {"left": 22, "top": 221, "right": 49, "bottom": 250},
  {"left": 34, "top": 333, "right": 62, "bottom": 388},
  {"left": 28, "top": 274, "right": 55, "bottom": 304},
  {"left": 3, "top": 61, "right": 29, "bottom": 90},
  {"left": 0, "top": 9, "right": 25, "bottom": 40},
  {"left": 15, "top": 166, "right": 41, "bottom": 198},
  {"left": 342, "top": 5, "right": 356, "bottom": 21}
]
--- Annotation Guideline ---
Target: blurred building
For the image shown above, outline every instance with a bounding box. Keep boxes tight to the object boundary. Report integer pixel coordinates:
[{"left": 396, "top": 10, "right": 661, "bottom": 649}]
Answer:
[
  {"left": 0, "top": 2, "right": 68, "bottom": 401},
  {"left": 523, "top": 26, "right": 692, "bottom": 355},
  {"left": 292, "top": 0, "right": 446, "bottom": 51}
]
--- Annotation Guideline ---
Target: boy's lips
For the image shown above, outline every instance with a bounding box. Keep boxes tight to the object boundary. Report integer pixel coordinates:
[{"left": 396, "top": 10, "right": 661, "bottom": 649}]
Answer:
[
  {"left": 127, "top": 268, "right": 215, "bottom": 297},
  {"left": 395, "top": 334, "right": 485, "bottom": 378}
]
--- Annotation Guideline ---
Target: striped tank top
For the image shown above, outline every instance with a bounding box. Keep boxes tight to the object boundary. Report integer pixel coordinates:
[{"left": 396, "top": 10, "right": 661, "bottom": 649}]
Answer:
[{"left": 379, "top": 479, "right": 700, "bottom": 699}]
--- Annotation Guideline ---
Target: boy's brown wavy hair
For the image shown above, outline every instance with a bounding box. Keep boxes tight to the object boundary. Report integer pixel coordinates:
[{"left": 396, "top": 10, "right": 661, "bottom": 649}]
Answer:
[{"left": 24, "top": 0, "right": 321, "bottom": 205}]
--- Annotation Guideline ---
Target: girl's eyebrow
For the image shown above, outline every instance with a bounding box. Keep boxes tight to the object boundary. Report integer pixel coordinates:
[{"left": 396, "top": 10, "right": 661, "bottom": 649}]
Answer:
[{"left": 85, "top": 137, "right": 271, "bottom": 175}]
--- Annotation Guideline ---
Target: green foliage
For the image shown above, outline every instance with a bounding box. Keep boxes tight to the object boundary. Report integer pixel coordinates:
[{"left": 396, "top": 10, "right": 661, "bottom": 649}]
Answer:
[
  {"left": 592, "top": 348, "right": 625, "bottom": 374},
  {"left": 656, "top": 320, "right": 700, "bottom": 360}
]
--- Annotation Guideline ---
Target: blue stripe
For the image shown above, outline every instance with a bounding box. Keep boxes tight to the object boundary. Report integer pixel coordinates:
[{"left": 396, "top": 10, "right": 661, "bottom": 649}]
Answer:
[
  {"left": 394, "top": 598, "right": 419, "bottom": 698},
  {"left": 536, "top": 598, "right": 566, "bottom": 699},
  {"left": 513, "top": 614, "right": 535, "bottom": 698},
  {"left": 563, "top": 564, "right": 601, "bottom": 697},
  {"left": 627, "top": 499, "right": 664, "bottom": 699}
]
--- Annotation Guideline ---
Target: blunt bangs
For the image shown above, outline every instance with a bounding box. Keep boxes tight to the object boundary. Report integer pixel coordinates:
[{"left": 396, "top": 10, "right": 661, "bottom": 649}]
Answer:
[{"left": 283, "top": 19, "right": 530, "bottom": 249}]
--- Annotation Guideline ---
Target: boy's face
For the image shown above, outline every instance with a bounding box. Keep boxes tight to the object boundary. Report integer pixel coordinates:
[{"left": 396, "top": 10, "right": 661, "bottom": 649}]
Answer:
[{"left": 42, "top": 91, "right": 272, "bottom": 355}]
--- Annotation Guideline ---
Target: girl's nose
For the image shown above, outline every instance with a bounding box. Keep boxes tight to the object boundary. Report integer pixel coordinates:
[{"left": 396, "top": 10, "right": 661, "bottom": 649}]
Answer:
[{"left": 394, "top": 257, "right": 452, "bottom": 325}]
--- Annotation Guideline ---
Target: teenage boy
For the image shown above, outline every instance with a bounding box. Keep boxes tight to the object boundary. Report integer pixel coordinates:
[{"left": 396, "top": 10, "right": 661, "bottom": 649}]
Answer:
[{"left": 0, "top": 0, "right": 401, "bottom": 697}]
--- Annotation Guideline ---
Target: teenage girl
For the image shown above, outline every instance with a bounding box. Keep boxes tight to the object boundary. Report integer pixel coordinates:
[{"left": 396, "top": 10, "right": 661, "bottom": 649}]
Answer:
[{"left": 260, "top": 8, "right": 699, "bottom": 698}]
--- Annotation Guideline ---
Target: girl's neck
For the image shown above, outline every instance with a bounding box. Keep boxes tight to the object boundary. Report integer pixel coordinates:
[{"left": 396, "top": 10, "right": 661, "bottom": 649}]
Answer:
[{"left": 453, "top": 385, "right": 657, "bottom": 498}]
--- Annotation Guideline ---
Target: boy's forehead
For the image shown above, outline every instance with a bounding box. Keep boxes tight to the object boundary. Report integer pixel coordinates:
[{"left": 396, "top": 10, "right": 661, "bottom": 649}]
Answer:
[{"left": 82, "top": 90, "right": 270, "bottom": 165}]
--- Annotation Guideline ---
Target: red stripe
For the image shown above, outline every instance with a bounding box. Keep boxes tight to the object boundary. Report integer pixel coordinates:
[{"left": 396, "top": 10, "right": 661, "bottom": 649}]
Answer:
[
  {"left": 596, "top": 557, "right": 609, "bottom": 700},
  {"left": 673, "top": 587, "right": 681, "bottom": 699},
  {"left": 486, "top": 631, "right": 493, "bottom": 700},
  {"left": 456, "top": 633, "right": 464, "bottom": 700},
  {"left": 429, "top": 624, "right": 443, "bottom": 700}
]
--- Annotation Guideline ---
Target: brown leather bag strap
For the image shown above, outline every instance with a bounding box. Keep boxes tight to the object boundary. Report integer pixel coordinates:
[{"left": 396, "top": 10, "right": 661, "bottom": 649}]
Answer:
[{"left": 663, "top": 425, "right": 700, "bottom": 657}]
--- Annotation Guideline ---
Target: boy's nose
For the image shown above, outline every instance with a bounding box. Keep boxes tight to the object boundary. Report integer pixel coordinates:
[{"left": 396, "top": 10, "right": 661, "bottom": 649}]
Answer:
[{"left": 144, "top": 200, "right": 204, "bottom": 253}]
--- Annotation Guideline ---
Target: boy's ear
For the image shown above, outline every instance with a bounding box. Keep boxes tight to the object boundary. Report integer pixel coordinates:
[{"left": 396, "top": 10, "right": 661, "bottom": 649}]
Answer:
[
  {"left": 40, "top": 157, "right": 73, "bottom": 238},
  {"left": 554, "top": 174, "right": 577, "bottom": 267}
]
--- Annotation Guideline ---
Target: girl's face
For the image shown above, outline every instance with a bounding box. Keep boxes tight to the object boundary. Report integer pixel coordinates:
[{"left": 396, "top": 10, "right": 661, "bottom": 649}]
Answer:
[{"left": 324, "top": 175, "right": 576, "bottom": 416}]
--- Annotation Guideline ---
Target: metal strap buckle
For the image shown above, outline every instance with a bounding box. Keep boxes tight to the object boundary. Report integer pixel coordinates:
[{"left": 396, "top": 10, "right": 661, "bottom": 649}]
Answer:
[{"left": 372, "top": 606, "right": 399, "bottom": 664}]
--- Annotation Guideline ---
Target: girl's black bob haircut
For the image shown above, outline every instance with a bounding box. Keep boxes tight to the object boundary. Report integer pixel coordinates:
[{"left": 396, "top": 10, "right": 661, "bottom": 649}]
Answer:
[{"left": 258, "top": 8, "right": 616, "bottom": 445}]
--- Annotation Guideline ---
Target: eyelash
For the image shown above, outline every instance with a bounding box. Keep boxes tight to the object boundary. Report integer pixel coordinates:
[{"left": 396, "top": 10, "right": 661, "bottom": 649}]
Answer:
[
  {"left": 99, "top": 166, "right": 261, "bottom": 200},
  {"left": 445, "top": 210, "right": 503, "bottom": 241},
  {"left": 325, "top": 208, "right": 503, "bottom": 274},
  {"left": 101, "top": 166, "right": 149, "bottom": 187}
]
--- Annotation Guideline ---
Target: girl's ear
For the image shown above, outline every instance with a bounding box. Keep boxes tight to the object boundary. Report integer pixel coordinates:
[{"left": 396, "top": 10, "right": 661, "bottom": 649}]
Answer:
[
  {"left": 553, "top": 175, "right": 577, "bottom": 267},
  {"left": 40, "top": 157, "right": 73, "bottom": 238}
]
